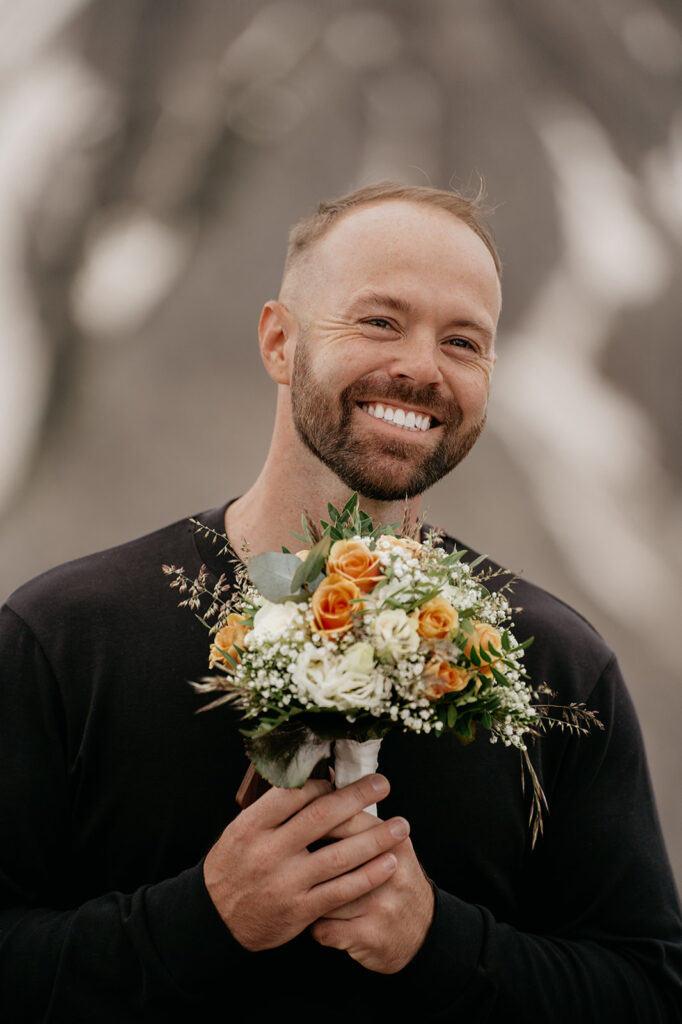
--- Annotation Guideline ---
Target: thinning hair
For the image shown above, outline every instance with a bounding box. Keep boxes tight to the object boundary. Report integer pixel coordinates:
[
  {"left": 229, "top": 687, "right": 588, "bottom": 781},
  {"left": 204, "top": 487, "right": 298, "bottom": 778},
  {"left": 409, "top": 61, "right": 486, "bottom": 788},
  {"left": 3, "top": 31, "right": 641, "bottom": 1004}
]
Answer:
[{"left": 284, "top": 181, "right": 501, "bottom": 279}]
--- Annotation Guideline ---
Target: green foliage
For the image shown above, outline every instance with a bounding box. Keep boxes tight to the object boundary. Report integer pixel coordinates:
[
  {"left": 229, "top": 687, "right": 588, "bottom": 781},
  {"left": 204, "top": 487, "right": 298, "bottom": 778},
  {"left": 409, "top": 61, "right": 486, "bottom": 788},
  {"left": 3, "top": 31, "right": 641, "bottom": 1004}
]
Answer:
[
  {"left": 245, "top": 722, "right": 332, "bottom": 788},
  {"left": 290, "top": 535, "right": 331, "bottom": 593}
]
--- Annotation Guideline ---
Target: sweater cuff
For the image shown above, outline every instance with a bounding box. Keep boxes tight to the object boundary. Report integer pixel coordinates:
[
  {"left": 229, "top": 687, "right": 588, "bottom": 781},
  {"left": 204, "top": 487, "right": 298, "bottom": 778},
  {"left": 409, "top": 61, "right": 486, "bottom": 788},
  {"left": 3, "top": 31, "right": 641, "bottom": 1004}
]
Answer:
[
  {"left": 395, "top": 886, "right": 487, "bottom": 1011},
  {"left": 145, "top": 858, "right": 249, "bottom": 989}
]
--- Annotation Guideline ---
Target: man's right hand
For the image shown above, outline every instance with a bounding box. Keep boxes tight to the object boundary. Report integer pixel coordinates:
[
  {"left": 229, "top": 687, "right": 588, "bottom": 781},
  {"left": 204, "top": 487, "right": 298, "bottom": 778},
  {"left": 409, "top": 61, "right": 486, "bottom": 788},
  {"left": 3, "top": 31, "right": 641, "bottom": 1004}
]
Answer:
[{"left": 203, "top": 774, "right": 409, "bottom": 951}]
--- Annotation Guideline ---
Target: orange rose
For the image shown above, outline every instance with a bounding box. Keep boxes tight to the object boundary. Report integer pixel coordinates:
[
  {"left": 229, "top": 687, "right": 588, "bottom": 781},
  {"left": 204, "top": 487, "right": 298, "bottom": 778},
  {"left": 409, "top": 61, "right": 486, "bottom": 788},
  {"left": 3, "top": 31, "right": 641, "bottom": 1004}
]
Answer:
[
  {"left": 416, "top": 597, "right": 459, "bottom": 640},
  {"left": 463, "top": 621, "right": 502, "bottom": 675},
  {"left": 311, "top": 573, "right": 362, "bottom": 635},
  {"left": 422, "top": 659, "right": 472, "bottom": 699},
  {"left": 209, "top": 613, "right": 250, "bottom": 669},
  {"left": 326, "top": 539, "right": 384, "bottom": 593}
]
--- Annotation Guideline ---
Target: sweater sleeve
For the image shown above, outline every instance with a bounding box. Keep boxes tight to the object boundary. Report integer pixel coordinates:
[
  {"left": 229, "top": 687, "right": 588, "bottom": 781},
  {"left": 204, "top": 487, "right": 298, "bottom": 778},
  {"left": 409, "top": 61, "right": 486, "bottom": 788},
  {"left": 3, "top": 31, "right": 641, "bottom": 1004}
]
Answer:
[
  {"left": 0, "top": 605, "right": 248, "bottom": 1022},
  {"left": 396, "top": 657, "right": 682, "bottom": 1021}
]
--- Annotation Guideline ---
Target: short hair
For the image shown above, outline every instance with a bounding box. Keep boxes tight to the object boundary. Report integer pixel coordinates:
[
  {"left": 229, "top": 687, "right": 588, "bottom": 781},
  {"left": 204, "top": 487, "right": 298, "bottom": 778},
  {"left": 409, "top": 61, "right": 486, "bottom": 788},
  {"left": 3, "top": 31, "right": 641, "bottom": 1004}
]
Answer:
[{"left": 284, "top": 181, "right": 501, "bottom": 278}]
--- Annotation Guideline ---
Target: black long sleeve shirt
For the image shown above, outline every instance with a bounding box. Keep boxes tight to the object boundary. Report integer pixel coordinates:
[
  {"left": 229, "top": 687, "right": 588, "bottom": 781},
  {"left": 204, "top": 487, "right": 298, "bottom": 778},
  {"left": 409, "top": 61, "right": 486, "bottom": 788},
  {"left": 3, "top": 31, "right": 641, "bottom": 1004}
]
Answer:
[{"left": 1, "top": 505, "right": 681, "bottom": 1022}]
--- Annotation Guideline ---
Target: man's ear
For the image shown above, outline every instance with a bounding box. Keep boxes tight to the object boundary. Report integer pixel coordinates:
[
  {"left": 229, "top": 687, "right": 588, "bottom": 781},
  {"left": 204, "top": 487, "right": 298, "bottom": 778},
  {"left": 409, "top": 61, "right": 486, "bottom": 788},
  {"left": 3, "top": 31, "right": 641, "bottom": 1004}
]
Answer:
[{"left": 259, "top": 300, "right": 297, "bottom": 384}]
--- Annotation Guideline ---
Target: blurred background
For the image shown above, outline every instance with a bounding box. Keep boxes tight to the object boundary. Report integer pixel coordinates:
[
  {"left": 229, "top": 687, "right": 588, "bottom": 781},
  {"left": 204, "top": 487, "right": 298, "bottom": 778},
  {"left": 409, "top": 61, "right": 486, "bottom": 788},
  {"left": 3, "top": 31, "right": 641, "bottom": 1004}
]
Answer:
[{"left": 1, "top": 0, "right": 680, "bottom": 884}]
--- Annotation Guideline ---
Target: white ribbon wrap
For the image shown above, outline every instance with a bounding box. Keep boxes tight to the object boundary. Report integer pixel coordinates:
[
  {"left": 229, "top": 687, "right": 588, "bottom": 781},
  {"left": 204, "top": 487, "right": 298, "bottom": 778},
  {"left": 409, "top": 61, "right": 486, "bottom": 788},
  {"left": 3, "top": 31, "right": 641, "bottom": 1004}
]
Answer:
[{"left": 333, "top": 737, "right": 383, "bottom": 816}]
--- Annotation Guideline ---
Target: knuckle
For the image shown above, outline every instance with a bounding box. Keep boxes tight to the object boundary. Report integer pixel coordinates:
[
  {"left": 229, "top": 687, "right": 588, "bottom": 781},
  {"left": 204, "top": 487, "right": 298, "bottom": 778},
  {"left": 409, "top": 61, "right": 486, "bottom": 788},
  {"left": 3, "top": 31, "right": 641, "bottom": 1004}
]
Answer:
[
  {"left": 301, "top": 797, "right": 330, "bottom": 830},
  {"left": 328, "top": 841, "right": 352, "bottom": 873}
]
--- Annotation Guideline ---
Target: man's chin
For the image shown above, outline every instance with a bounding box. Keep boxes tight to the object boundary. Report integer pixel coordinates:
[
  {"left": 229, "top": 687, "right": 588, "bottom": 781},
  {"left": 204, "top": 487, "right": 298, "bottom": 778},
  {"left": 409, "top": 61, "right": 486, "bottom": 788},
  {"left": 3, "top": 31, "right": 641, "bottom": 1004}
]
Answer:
[{"left": 325, "top": 452, "right": 446, "bottom": 502}]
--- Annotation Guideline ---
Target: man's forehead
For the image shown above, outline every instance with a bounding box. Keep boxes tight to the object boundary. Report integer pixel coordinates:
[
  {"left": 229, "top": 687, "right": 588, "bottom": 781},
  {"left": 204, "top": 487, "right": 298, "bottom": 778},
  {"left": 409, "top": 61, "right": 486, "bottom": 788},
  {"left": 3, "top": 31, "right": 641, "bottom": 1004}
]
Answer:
[
  {"left": 315, "top": 198, "right": 485, "bottom": 252},
  {"left": 280, "top": 199, "right": 502, "bottom": 322}
]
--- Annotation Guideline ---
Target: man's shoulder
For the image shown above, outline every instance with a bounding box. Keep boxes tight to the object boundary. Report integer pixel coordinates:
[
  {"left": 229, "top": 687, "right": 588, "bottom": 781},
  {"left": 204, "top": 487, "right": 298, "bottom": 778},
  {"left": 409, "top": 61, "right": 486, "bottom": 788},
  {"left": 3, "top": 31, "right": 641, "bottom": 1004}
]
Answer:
[{"left": 4, "top": 506, "right": 225, "bottom": 633}]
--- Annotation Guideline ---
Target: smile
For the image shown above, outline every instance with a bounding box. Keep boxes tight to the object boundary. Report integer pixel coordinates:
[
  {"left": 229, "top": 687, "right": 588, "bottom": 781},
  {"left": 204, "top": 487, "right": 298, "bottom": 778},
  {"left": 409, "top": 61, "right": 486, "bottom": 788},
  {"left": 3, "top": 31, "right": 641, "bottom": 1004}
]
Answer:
[{"left": 359, "top": 402, "right": 434, "bottom": 432}]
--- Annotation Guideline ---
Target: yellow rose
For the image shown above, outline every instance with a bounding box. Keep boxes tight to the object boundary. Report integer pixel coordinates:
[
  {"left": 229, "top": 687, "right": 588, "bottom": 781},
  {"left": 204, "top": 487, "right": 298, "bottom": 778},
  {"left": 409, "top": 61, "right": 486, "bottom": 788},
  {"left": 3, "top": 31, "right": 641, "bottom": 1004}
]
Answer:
[
  {"left": 209, "top": 613, "right": 250, "bottom": 670},
  {"left": 463, "top": 621, "right": 502, "bottom": 675},
  {"left": 422, "top": 659, "right": 472, "bottom": 699},
  {"left": 416, "top": 597, "right": 459, "bottom": 640},
  {"left": 326, "top": 539, "right": 384, "bottom": 593},
  {"left": 311, "top": 573, "right": 362, "bottom": 636}
]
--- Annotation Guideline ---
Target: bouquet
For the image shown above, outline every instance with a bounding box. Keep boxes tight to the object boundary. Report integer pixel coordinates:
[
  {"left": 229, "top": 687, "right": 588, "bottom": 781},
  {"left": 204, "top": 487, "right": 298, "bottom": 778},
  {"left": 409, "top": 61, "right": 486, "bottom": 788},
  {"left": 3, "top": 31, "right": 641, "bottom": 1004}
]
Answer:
[{"left": 164, "top": 495, "right": 600, "bottom": 843}]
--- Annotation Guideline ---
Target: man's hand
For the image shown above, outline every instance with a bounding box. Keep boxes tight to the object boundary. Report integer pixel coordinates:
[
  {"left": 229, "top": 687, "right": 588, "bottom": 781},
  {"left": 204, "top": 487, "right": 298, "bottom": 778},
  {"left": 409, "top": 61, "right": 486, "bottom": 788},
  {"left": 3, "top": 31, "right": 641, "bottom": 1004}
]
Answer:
[
  {"left": 204, "top": 774, "right": 409, "bottom": 951},
  {"left": 310, "top": 809, "right": 435, "bottom": 974}
]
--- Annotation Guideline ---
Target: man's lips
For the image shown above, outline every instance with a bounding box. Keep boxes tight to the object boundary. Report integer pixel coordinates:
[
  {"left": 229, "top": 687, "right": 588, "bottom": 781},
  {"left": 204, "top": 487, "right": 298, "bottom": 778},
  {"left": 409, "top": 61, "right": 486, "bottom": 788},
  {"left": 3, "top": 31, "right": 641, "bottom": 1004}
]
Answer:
[{"left": 358, "top": 401, "right": 440, "bottom": 432}]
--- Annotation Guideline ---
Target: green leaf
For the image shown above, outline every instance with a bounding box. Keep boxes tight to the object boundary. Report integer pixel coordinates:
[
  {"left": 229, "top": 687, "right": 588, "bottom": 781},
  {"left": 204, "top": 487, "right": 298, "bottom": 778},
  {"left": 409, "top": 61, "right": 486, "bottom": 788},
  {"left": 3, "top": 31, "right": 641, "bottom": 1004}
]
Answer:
[
  {"left": 341, "top": 492, "right": 359, "bottom": 520},
  {"left": 244, "top": 721, "right": 332, "bottom": 788},
  {"left": 490, "top": 664, "right": 509, "bottom": 686},
  {"left": 441, "top": 550, "right": 466, "bottom": 565},
  {"left": 290, "top": 535, "right": 331, "bottom": 593},
  {"left": 248, "top": 552, "right": 303, "bottom": 602}
]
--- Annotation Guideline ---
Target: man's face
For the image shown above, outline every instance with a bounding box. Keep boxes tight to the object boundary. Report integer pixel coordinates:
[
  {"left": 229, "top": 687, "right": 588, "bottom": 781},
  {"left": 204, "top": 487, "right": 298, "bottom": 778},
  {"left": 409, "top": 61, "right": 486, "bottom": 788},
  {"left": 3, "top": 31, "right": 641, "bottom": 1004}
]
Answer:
[{"left": 284, "top": 201, "right": 501, "bottom": 501}]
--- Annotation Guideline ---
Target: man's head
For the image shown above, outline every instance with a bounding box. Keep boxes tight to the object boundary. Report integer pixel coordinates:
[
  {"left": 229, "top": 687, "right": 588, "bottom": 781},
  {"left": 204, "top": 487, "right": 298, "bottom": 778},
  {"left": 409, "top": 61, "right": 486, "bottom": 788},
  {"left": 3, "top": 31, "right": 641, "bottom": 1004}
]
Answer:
[{"left": 260, "top": 183, "right": 502, "bottom": 502}]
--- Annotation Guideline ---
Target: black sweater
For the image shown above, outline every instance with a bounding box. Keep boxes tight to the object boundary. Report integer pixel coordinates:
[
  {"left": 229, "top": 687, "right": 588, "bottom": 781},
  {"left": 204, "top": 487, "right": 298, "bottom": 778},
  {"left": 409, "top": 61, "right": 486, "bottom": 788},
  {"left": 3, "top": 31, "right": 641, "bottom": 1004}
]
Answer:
[{"left": 1, "top": 506, "right": 681, "bottom": 1022}]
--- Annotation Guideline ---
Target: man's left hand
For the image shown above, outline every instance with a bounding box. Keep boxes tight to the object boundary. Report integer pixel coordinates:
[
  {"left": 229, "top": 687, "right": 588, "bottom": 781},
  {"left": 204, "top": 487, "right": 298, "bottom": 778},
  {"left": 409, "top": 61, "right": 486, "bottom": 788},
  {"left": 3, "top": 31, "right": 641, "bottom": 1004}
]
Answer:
[{"left": 310, "top": 809, "right": 435, "bottom": 974}]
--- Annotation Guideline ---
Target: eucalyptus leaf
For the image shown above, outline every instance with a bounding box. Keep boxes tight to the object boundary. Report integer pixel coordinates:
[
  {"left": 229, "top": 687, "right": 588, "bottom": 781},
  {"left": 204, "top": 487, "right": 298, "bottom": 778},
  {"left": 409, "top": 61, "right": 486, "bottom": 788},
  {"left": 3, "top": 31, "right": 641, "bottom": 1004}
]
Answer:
[
  {"left": 248, "top": 552, "right": 302, "bottom": 602},
  {"left": 290, "top": 535, "right": 331, "bottom": 593}
]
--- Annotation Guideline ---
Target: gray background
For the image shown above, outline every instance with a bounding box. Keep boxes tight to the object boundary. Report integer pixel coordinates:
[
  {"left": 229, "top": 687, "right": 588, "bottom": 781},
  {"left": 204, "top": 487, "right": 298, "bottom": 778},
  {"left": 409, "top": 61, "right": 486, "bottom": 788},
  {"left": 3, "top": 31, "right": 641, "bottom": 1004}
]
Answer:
[{"left": 1, "top": 0, "right": 681, "bottom": 886}]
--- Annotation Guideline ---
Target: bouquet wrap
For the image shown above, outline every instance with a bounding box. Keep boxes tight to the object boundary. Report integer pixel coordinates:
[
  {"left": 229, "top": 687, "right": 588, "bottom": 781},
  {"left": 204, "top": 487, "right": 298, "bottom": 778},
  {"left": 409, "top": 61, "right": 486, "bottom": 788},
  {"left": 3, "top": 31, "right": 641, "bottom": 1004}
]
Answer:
[{"left": 333, "top": 737, "right": 382, "bottom": 815}]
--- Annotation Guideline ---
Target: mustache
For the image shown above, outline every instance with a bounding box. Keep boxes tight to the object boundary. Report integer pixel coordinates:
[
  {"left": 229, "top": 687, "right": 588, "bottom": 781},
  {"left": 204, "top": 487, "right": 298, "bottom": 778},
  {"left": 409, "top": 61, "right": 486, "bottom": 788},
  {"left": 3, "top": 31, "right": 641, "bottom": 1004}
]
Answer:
[{"left": 341, "top": 375, "right": 462, "bottom": 425}]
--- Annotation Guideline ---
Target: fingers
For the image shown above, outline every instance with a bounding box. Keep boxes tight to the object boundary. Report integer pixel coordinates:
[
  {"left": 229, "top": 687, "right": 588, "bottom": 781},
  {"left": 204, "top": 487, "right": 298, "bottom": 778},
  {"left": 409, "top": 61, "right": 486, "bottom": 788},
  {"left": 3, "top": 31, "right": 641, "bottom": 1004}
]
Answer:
[
  {"left": 306, "top": 817, "right": 410, "bottom": 887},
  {"left": 280, "top": 774, "right": 391, "bottom": 850},
  {"left": 244, "top": 777, "right": 333, "bottom": 829},
  {"left": 308, "top": 846, "right": 399, "bottom": 920},
  {"left": 325, "top": 809, "right": 381, "bottom": 840}
]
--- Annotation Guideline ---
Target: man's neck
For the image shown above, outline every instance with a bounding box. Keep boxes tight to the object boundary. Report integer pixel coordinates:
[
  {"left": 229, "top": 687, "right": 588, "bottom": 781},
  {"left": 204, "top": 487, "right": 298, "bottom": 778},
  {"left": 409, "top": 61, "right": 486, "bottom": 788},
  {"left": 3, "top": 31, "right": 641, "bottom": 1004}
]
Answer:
[{"left": 224, "top": 428, "right": 422, "bottom": 560}]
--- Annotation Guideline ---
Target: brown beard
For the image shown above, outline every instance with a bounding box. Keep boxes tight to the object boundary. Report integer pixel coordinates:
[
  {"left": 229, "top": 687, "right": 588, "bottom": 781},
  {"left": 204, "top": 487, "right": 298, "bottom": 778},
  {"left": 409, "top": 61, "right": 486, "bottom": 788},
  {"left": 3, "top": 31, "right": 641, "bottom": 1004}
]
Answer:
[{"left": 290, "top": 338, "right": 486, "bottom": 500}]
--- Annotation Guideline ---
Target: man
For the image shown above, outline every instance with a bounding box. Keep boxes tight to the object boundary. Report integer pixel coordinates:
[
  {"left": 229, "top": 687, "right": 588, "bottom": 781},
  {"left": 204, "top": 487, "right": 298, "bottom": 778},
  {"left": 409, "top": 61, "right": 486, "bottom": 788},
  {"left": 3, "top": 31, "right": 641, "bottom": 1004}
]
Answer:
[{"left": 1, "top": 183, "right": 681, "bottom": 1022}]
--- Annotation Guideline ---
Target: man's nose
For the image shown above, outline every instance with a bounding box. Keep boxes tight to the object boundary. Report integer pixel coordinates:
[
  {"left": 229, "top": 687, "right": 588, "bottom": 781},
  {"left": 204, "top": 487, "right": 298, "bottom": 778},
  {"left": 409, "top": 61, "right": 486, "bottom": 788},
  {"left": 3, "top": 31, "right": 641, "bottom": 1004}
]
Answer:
[{"left": 387, "top": 334, "right": 444, "bottom": 387}]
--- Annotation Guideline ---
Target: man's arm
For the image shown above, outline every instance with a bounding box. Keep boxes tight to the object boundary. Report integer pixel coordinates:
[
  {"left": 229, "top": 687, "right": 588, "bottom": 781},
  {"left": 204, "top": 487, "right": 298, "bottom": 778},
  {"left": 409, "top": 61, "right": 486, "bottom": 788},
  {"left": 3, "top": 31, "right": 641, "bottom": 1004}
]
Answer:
[
  {"left": 311, "top": 658, "right": 682, "bottom": 1021},
  {"left": 0, "top": 603, "right": 406, "bottom": 1019}
]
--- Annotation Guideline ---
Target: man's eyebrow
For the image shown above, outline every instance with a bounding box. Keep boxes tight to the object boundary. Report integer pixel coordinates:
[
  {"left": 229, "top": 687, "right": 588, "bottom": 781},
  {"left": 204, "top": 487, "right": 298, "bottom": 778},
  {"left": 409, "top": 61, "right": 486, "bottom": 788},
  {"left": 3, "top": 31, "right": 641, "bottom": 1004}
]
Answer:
[{"left": 348, "top": 291, "right": 414, "bottom": 315}]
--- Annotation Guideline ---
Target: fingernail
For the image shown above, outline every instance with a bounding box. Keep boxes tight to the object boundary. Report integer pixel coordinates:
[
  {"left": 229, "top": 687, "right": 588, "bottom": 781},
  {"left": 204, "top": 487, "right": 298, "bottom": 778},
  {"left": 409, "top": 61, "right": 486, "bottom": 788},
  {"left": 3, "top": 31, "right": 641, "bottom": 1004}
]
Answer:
[
  {"left": 383, "top": 853, "right": 398, "bottom": 872},
  {"left": 370, "top": 774, "right": 389, "bottom": 796},
  {"left": 389, "top": 818, "right": 409, "bottom": 839}
]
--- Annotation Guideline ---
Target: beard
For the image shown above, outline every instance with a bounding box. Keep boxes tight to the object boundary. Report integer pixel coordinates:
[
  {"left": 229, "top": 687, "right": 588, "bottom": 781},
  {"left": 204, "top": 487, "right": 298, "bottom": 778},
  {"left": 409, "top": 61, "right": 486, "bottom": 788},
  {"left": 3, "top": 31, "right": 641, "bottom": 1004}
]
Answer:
[{"left": 290, "top": 337, "right": 486, "bottom": 501}]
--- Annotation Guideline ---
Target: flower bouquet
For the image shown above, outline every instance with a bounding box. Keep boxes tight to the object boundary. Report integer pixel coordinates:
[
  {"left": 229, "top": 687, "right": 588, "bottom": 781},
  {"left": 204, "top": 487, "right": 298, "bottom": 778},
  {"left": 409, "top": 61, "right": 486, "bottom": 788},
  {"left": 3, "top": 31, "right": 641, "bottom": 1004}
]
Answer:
[{"left": 164, "top": 495, "right": 600, "bottom": 842}]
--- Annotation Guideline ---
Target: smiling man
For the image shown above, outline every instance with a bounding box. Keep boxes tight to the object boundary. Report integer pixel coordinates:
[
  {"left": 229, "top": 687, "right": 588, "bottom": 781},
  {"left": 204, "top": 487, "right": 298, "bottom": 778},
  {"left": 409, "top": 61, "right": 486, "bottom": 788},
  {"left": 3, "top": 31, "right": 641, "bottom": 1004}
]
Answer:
[{"left": 1, "top": 183, "right": 681, "bottom": 1023}]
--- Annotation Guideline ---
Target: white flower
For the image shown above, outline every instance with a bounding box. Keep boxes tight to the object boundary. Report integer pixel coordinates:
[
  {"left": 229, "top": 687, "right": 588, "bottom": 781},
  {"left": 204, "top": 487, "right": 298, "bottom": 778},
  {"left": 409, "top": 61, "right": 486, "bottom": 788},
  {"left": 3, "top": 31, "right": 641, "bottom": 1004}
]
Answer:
[
  {"left": 339, "top": 641, "right": 375, "bottom": 676},
  {"left": 370, "top": 608, "right": 420, "bottom": 660},
  {"left": 292, "top": 645, "right": 385, "bottom": 711},
  {"left": 250, "top": 600, "right": 300, "bottom": 641}
]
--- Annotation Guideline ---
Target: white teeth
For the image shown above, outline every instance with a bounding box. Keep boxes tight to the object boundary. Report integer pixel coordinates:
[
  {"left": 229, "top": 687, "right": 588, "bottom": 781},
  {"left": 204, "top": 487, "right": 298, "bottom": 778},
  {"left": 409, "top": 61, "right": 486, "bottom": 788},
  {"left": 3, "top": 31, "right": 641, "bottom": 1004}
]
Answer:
[{"left": 360, "top": 403, "right": 432, "bottom": 432}]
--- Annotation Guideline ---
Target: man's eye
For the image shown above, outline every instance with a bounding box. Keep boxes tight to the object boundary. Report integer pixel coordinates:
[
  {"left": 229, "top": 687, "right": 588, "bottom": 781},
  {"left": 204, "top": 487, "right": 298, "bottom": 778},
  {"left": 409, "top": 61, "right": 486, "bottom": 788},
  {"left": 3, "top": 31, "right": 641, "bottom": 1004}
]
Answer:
[
  {"left": 445, "top": 337, "right": 475, "bottom": 351},
  {"left": 364, "top": 317, "right": 393, "bottom": 329}
]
